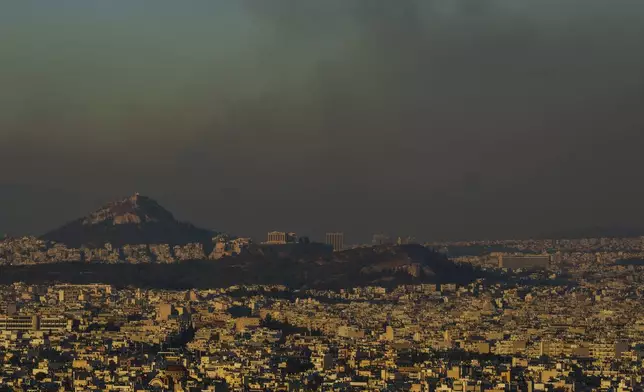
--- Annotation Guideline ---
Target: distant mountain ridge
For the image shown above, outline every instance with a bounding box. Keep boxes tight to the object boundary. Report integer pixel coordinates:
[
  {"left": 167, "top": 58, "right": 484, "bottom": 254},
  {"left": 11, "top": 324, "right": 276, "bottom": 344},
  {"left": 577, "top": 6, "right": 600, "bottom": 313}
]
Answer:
[
  {"left": 539, "top": 226, "right": 644, "bottom": 240},
  {"left": 41, "top": 194, "right": 214, "bottom": 248}
]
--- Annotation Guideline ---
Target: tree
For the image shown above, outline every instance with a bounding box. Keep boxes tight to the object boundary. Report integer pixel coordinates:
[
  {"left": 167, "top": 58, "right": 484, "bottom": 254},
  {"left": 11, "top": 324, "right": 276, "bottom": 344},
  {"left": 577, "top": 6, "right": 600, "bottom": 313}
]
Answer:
[{"left": 35, "top": 372, "right": 47, "bottom": 382}]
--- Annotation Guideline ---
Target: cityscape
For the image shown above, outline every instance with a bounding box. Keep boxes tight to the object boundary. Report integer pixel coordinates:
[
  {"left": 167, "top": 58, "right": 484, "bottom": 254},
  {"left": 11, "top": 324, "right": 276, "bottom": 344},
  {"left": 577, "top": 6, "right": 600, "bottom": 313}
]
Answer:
[
  {"left": 2, "top": 1, "right": 644, "bottom": 391},
  {"left": 1, "top": 195, "right": 644, "bottom": 391}
]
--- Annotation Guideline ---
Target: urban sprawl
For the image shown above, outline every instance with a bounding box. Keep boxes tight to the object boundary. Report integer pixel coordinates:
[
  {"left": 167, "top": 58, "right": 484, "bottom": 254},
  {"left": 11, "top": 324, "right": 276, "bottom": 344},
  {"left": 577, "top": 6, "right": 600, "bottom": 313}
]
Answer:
[{"left": 2, "top": 234, "right": 644, "bottom": 391}]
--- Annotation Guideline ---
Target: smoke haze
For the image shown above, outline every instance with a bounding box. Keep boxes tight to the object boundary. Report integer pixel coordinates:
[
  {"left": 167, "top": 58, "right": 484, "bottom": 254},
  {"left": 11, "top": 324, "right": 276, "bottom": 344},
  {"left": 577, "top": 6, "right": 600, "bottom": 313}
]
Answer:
[{"left": 1, "top": 0, "right": 643, "bottom": 241}]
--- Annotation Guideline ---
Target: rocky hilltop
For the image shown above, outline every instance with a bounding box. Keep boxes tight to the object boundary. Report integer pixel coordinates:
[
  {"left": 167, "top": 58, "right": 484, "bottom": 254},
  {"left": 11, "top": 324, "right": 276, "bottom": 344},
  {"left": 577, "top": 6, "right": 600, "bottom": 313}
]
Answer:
[{"left": 41, "top": 194, "right": 214, "bottom": 248}]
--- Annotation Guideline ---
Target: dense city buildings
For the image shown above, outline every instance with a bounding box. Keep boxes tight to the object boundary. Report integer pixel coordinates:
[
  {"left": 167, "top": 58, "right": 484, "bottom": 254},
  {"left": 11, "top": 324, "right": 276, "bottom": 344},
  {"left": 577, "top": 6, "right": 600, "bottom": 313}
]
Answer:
[
  {"left": 498, "top": 254, "right": 550, "bottom": 270},
  {"left": 3, "top": 233, "right": 644, "bottom": 390},
  {"left": 3, "top": 195, "right": 644, "bottom": 391}
]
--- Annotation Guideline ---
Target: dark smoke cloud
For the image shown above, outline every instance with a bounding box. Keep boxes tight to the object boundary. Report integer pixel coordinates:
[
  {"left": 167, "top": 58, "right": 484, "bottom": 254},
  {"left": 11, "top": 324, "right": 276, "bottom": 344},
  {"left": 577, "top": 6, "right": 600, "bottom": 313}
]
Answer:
[{"left": 1, "top": 0, "right": 643, "bottom": 242}]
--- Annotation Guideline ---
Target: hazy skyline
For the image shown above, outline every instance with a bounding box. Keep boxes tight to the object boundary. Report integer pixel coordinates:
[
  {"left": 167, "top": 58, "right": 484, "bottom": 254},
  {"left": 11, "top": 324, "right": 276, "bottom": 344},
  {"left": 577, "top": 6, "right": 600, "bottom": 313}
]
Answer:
[{"left": 1, "top": 1, "right": 644, "bottom": 242}]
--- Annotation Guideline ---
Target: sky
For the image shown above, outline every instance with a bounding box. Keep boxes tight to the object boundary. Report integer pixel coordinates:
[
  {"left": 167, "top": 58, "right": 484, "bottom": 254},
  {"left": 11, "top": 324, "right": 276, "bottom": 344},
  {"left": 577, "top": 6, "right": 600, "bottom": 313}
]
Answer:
[{"left": 1, "top": 0, "right": 644, "bottom": 243}]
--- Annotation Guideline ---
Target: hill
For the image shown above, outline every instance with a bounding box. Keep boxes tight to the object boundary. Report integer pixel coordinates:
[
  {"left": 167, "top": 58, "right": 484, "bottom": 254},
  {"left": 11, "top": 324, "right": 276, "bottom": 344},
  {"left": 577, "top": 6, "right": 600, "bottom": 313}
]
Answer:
[
  {"left": 41, "top": 194, "right": 214, "bottom": 248},
  {"left": 0, "top": 244, "right": 483, "bottom": 289}
]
